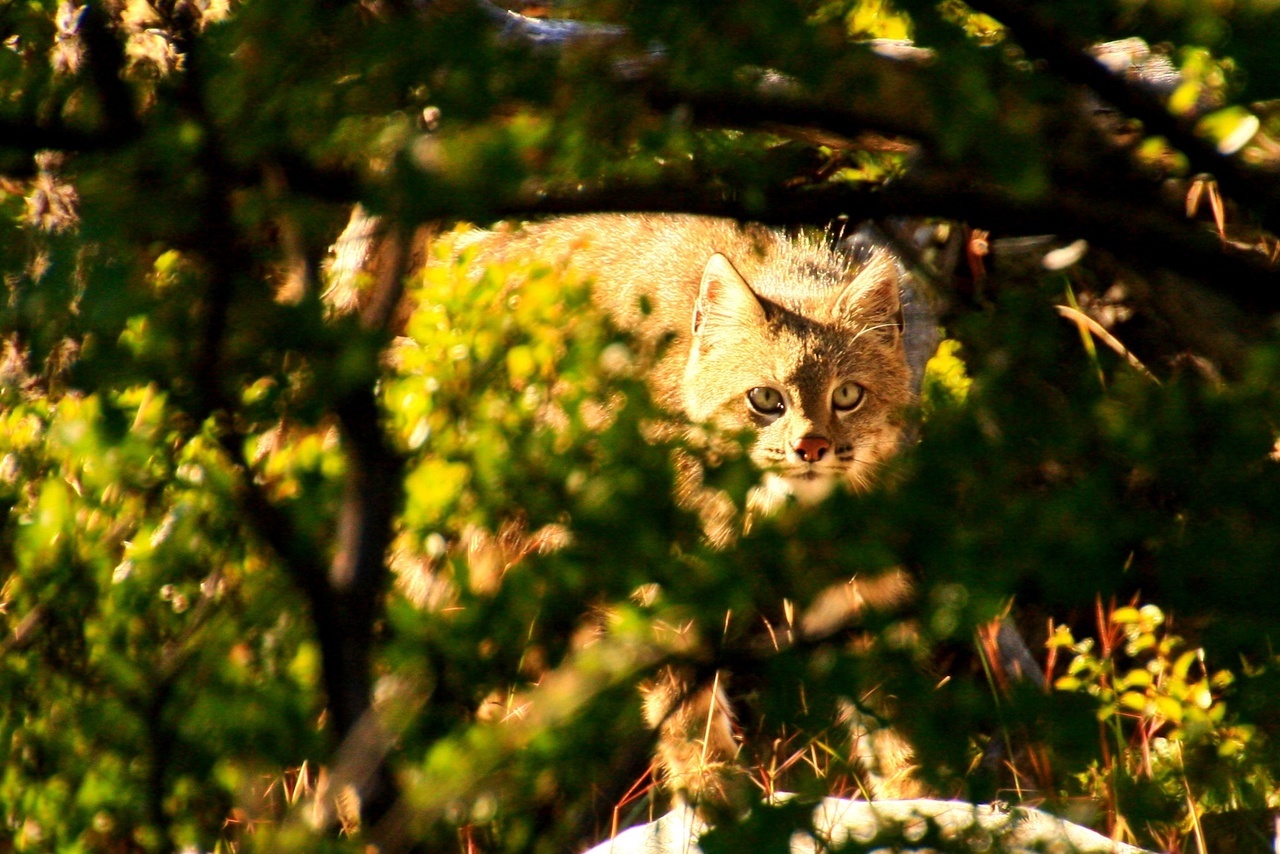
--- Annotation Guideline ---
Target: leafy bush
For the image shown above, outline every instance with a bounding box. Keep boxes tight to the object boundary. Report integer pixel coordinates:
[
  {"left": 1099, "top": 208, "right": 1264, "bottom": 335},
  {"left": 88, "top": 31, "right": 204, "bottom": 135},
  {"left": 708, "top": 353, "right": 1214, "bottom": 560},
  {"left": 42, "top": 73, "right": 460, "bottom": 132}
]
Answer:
[{"left": 2, "top": 1, "right": 1280, "bottom": 852}]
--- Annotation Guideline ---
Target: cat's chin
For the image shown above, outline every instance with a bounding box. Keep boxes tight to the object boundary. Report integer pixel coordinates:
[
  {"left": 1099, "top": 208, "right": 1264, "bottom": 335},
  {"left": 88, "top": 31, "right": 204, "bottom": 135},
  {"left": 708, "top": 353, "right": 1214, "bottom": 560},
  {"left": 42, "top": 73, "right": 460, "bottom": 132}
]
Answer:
[
  {"left": 786, "top": 474, "right": 837, "bottom": 505},
  {"left": 750, "top": 471, "right": 838, "bottom": 516}
]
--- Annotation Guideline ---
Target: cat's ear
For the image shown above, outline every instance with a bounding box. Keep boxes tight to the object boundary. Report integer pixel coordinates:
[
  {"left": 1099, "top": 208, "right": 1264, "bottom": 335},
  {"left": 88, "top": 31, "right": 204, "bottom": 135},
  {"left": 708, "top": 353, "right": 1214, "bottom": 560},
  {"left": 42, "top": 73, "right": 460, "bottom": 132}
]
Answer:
[
  {"left": 834, "top": 253, "right": 901, "bottom": 333},
  {"left": 693, "top": 253, "right": 767, "bottom": 341}
]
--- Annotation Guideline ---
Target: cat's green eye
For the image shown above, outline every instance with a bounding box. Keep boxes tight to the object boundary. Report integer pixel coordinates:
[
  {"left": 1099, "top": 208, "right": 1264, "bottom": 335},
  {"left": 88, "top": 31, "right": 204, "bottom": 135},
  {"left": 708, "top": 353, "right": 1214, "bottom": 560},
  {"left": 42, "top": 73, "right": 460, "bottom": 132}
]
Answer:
[
  {"left": 832, "top": 381, "right": 865, "bottom": 412},
  {"left": 747, "top": 386, "right": 785, "bottom": 416}
]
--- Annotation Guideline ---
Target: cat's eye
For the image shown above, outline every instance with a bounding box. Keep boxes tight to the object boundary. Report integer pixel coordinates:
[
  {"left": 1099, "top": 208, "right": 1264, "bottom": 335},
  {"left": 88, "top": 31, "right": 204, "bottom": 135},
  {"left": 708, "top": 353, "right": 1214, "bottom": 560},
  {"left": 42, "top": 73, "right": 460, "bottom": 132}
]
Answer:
[
  {"left": 747, "top": 386, "right": 785, "bottom": 416},
  {"left": 832, "top": 381, "right": 865, "bottom": 413}
]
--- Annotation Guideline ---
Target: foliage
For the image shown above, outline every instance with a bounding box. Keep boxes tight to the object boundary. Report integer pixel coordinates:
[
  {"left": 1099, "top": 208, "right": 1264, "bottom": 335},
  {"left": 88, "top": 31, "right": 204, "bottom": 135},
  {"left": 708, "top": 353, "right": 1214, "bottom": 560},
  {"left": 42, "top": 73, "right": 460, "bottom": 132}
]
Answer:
[
  {"left": 2, "top": 0, "right": 1280, "bottom": 852},
  {"left": 1051, "top": 602, "right": 1276, "bottom": 845}
]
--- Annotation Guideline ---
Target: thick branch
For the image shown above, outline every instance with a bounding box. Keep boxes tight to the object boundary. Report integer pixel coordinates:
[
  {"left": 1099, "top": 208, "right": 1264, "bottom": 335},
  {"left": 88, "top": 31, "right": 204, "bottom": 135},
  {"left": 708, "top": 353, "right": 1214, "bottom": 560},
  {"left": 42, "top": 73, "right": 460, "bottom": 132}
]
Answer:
[
  {"left": 78, "top": 3, "right": 139, "bottom": 139},
  {"left": 164, "top": 25, "right": 406, "bottom": 830},
  {"left": 493, "top": 175, "right": 1280, "bottom": 312},
  {"left": 0, "top": 119, "right": 137, "bottom": 155}
]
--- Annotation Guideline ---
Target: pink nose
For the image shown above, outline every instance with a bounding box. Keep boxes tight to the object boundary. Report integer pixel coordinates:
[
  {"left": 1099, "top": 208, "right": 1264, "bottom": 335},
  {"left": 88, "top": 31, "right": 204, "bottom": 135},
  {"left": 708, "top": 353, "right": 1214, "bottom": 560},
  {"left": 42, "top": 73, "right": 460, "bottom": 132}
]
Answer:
[{"left": 793, "top": 436, "right": 830, "bottom": 463}]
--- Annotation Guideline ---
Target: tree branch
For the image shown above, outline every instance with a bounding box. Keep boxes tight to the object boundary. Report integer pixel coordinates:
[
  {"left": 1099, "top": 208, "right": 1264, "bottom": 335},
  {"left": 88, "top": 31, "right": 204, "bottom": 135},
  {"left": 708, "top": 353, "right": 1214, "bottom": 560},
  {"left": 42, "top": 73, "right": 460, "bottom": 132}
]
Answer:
[
  {"left": 489, "top": 174, "right": 1280, "bottom": 311},
  {"left": 962, "top": 0, "right": 1280, "bottom": 234},
  {"left": 0, "top": 4, "right": 140, "bottom": 157},
  {"left": 78, "top": 3, "right": 139, "bottom": 139},
  {"left": 169, "top": 24, "right": 406, "bottom": 830},
  {"left": 0, "top": 119, "right": 136, "bottom": 155}
]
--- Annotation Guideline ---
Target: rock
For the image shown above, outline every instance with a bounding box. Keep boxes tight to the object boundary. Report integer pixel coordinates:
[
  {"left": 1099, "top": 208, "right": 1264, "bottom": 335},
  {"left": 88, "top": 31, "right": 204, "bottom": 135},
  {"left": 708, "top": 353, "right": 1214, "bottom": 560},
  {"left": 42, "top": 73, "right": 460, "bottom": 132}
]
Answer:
[{"left": 585, "top": 798, "right": 1152, "bottom": 854}]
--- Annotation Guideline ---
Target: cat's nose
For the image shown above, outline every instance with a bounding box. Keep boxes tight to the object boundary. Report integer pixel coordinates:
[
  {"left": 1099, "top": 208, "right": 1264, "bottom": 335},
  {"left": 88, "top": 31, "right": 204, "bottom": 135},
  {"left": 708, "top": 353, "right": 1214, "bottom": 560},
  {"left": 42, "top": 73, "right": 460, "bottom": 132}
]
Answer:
[{"left": 793, "top": 435, "right": 830, "bottom": 463}]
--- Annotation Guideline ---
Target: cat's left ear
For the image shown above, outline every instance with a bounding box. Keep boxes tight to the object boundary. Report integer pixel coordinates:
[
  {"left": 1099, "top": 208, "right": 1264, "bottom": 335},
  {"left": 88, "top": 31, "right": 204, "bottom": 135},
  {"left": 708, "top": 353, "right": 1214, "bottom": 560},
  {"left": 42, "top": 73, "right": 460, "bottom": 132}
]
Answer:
[
  {"left": 693, "top": 253, "right": 768, "bottom": 341},
  {"left": 834, "top": 253, "right": 901, "bottom": 333}
]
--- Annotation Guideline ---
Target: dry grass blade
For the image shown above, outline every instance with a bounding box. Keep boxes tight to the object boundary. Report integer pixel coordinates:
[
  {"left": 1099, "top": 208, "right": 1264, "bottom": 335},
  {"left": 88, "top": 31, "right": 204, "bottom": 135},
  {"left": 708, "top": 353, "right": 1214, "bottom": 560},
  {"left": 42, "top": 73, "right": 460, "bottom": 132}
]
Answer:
[
  {"left": 1055, "top": 305, "right": 1159, "bottom": 384},
  {"left": 610, "top": 768, "right": 659, "bottom": 840}
]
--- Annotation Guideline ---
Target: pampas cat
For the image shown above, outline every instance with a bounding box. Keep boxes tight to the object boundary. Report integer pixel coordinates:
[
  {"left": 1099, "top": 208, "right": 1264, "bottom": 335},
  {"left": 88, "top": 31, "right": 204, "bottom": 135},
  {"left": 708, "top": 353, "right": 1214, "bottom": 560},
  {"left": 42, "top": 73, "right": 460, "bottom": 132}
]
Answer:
[
  {"left": 451, "top": 213, "right": 913, "bottom": 504},
  {"left": 426, "top": 213, "right": 918, "bottom": 806}
]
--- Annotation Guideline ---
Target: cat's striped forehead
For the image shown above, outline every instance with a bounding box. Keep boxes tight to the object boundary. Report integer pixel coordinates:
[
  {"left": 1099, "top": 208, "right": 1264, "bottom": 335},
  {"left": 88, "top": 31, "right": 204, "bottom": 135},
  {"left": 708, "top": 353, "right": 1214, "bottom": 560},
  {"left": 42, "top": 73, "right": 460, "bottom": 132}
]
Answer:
[
  {"left": 762, "top": 319, "right": 901, "bottom": 389},
  {"left": 738, "top": 236, "right": 860, "bottom": 304}
]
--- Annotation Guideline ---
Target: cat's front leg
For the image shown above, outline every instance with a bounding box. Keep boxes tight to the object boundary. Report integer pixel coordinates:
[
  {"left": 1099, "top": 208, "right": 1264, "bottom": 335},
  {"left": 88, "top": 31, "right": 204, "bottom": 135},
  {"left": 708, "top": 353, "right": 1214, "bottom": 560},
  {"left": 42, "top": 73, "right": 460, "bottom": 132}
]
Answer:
[{"left": 641, "top": 666, "right": 754, "bottom": 817}]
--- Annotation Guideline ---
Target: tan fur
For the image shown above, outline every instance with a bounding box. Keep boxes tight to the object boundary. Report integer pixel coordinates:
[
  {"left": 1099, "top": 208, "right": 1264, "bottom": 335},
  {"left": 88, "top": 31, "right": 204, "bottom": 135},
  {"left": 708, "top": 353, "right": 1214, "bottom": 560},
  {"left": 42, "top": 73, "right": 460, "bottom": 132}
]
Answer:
[
  {"left": 428, "top": 214, "right": 918, "bottom": 806},
  {"left": 442, "top": 214, "right": 913, "bottom": 503},
  {"left": 642, "top": 668, "right": 751, "bottom": 813}
]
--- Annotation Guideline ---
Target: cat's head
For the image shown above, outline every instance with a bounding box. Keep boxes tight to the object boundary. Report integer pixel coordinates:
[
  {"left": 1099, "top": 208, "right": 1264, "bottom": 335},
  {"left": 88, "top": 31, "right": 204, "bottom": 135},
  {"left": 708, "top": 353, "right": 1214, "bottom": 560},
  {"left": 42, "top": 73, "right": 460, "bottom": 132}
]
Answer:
[{"left": 681, "top": 250, "right": 912, "bottom": 503}]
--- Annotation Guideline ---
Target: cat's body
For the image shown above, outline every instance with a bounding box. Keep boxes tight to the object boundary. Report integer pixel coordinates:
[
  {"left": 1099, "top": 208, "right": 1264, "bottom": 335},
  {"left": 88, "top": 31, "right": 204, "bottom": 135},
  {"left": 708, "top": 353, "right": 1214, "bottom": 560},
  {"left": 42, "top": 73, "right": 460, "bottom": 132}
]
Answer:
[
  {"left": 450, "top": 214, "right": 914, "bottom": 510},
  {"left": 429, "top": 214, "right": 920, "bottom": 807}
]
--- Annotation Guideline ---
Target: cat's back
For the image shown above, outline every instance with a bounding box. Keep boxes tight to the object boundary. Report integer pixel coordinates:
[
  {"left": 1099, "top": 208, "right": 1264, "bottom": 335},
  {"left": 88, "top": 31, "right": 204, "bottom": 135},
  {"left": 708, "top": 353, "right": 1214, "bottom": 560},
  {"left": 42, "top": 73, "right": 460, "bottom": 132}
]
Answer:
[
  {"left": 455, "top": 213, "right": 853, "bottom": 337},
  {"left": 444, "top": 214, "right": 907, "bottom": 423}
]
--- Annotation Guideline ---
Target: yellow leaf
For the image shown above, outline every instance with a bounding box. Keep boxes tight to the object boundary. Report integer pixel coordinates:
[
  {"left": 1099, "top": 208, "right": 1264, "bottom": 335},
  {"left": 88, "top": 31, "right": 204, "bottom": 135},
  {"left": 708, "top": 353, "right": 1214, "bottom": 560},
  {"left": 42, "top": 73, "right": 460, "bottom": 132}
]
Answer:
[
  {"left": 1118, "top": 669, "right": 1152, "bottom": 689},
  {"left": 1125, "top": 634, "right": 1155, "bottom": 655},
  {"left": 1111, "top": 606, "right": 1141, "bottom": 624},
  {"left": 1119, "top": 691, "right": 1148, "bottom": 712},
  {"left": 1195, "top": 106, "right": 1261, "bottom": 155},
  {"left": 1172, "top": 650, "right": 1200, "bottom": 681},
  {"left": 1047, "top": 625, "right": 1075, "bottom": 648},
  {"left": 404, "top": 459, "right": 470, "bottom": 527},
  {"left": 506, "top": 345, "right": 536, "bottom": 385},
  {"left": 1169, "top": 79, "right": 1202, "bottom": 116},
  {"left": 1154, "top": 696, "right": 1183, "bottom": 724}
]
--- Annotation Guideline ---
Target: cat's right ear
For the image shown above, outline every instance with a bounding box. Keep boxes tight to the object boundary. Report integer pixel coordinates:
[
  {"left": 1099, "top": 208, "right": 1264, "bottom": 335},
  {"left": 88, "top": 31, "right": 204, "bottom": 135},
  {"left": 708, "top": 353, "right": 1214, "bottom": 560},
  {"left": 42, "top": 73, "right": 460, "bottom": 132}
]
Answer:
[
  {"left": 693, "top": 253, "right": 767, "bottom": 341},
  {"left": 834, "top": 253, "right": 901, "bottom": 333}
]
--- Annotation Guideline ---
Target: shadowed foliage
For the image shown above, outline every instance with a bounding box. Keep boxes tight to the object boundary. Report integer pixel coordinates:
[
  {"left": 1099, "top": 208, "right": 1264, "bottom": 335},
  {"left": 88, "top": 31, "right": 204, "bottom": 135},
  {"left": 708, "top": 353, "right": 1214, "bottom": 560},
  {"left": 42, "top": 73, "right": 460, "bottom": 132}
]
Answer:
[{"left": 2, "top": 1, "right": 1280, "bottom": 851}]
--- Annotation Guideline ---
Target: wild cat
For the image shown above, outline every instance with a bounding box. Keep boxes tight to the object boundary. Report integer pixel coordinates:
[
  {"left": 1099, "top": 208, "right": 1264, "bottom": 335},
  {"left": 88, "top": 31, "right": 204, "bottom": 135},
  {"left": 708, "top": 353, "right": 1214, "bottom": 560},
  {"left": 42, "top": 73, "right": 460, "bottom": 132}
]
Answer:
[
  {"left": 450, "top": 213, "right": 913, "bottom": 510},
  {"left": 431, "top": 213, "right": 919, "bottom": 807}
]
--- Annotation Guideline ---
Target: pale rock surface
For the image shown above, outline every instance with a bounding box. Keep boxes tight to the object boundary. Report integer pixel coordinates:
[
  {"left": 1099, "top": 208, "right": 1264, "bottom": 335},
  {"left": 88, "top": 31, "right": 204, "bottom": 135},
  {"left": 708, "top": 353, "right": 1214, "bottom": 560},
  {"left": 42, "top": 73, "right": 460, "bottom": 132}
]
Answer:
[{"left": 585, "top": 798, "right": 1151, "bottom": 854}]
